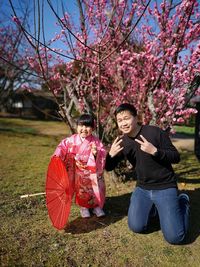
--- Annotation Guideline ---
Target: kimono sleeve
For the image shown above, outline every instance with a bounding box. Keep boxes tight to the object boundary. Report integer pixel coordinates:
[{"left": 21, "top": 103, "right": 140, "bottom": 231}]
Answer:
[
  {"left": 95, "top": 140, "right": 107, "bottom": 175},
  {"left": 52, "top": 138, "right": 70, "bottom": 162}
]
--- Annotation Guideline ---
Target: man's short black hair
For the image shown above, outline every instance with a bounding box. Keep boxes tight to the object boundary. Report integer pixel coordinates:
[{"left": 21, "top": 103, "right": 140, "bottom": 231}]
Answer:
[
  {"left": 77, "top": 113, "right": 95, "bottom": 128},
  {"left": 114, "top": 103, "right": 137, "bottom": 117}
]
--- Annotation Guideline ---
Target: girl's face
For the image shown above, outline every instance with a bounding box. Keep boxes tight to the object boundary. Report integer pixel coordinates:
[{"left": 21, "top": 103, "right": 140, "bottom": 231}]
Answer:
[
  {"left": 77, "top": 124, "right": 93, "bottom": 138},
  {"left": 116, "top": 110, "right": 137, "bottom": 136}
]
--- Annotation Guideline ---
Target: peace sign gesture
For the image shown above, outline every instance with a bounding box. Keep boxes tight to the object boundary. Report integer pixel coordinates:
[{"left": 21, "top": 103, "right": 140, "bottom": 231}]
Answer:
[
  {"left": 109, "top": 136, "right": 123, "bottom": 158},
  {"left": 135, "top": 135, "right": 157, "bottom": 155}
]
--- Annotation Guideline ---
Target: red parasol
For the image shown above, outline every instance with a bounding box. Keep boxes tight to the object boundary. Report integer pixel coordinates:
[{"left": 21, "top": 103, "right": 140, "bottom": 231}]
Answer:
[{"left": 46, "top": 156, "right": 73, "bottom": 230}]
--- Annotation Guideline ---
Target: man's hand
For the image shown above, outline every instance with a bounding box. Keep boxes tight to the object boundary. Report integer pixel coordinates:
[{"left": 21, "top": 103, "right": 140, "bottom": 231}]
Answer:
[
  {"left": 135, "top": 135, "right": 157, "bottom": 155},
  {"left": 109, "top": 136, "right": 123, "bottom": 158}
]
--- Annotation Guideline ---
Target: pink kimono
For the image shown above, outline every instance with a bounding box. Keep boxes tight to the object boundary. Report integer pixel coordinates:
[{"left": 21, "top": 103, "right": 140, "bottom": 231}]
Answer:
[{"left": 53, "top": 134, "right": 107, "bottom": 209}]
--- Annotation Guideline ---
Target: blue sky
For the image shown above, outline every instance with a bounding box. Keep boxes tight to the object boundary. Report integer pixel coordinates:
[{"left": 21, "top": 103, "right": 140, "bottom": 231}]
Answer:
[
  {"left": 0, "top": 1, "right": 78, "bottom": 43},
  {"left": 1, "top": 0, "right": 200, "bottom": 60}
]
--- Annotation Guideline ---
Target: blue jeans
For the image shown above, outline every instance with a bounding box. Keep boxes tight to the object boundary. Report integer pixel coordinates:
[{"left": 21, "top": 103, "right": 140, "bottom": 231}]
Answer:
[{"left": 128, "top": 187, "right": 190, "bottom": 244}]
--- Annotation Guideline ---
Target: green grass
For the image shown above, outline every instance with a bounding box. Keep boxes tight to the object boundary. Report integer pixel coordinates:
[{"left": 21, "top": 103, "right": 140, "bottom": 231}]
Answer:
[
  {"left": 174, "top": 125, "right": 195, "bottom": 137},
  {"left": 0, "top": 117, "right": 38, "bottom": 134},
  {"left": 0, "top": 118, "right": 200, "bottom": 267}
]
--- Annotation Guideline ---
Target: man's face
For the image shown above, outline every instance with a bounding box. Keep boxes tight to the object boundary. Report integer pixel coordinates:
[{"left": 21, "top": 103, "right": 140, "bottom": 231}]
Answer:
[
  {"left": 77, "top": 124, "right": 93, "bottom": 138},
  {"left": 116, "top": 110, "right": 137, "bottom": 135}
]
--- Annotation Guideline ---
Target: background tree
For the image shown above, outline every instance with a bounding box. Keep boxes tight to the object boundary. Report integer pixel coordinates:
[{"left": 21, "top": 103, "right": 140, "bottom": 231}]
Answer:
[
  {"left": 8, "top": 0, "right": 200, "bottom": 141},
  {"left": 0, "top": 1, "right": 43, "bottom": 112}
]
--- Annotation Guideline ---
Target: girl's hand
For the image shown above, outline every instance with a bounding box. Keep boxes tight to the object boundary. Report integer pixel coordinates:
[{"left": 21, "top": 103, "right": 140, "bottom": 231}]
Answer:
[
  {"left": 91, "top": 143, "right": 97, "bottom": 156},
  {"left": 109, "top": 136, "right": 123, "bottom": 158},
  {"left": 76, "top": 160, "right": 85, "bottom": 169}
]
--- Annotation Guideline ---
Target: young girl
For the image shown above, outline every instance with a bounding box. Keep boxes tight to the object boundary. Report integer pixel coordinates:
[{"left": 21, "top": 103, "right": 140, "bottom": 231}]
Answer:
[{"left": 53, "top": 113, "right": 107, "bottom": 218}]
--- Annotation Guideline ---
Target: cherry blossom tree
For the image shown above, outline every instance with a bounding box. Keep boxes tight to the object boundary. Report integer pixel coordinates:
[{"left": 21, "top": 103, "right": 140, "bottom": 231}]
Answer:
[{"left": 9, "top": 0, "right": 200, "bottom": 141}]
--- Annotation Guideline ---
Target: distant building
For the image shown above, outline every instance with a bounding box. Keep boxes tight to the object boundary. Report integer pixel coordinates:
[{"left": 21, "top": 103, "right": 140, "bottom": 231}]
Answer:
[{"left": 7, "top": 88, "right": 61, "bottom": 120}]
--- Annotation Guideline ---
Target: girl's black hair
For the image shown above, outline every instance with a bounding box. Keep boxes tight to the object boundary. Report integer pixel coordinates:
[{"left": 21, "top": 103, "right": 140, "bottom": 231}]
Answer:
[
  {"left": 114, "top": 103, "right": 137, "bottom": 117},
  {"left": 77, "top": 113, "right": 95, "bottom": 128}
]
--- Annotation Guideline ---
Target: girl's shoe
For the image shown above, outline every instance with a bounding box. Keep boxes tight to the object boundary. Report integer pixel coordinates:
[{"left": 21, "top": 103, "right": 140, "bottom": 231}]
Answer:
[
  {"left": 80, "top": 207, "right": 90, "bottom": 218},
  {"left": 93, "top": 207, "right": 105, "bottom": 217}
]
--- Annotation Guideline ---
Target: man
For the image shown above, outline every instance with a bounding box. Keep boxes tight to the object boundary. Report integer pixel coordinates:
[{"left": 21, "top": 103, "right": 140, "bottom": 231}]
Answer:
[{"left": 105, "top": 103, "right": 190, "bottom": 244}]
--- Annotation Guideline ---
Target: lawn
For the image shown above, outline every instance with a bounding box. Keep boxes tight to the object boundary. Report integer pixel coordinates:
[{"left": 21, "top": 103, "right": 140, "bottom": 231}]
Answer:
[
  {"left": 0, "top": 118, "right": 200, "bottom": 267},
  {"left": 173, "top": 125, "right": 195, "bottom": 137}
]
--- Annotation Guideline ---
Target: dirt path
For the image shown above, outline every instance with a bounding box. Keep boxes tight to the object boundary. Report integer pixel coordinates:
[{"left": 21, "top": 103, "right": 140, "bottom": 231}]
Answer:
[{"left": 171, "top": 137, "right": 194, "bottom": 151}]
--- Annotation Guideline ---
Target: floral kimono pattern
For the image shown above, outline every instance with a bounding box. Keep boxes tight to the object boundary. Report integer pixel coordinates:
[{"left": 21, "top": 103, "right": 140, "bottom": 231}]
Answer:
[{"left": 53, "top": 134, "right": 107, "bottom": 208}]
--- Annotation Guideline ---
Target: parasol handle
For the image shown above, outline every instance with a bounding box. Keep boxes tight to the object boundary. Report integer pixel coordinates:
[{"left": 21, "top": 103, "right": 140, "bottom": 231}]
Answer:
[{"left": 20, "top": 192, "right": 46, "bottom": 199}]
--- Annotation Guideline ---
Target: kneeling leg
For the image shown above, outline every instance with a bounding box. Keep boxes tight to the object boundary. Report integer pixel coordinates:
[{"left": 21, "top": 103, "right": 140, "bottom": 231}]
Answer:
[{"left": 128, "top": 187, "right": 153, "bottom": 233}]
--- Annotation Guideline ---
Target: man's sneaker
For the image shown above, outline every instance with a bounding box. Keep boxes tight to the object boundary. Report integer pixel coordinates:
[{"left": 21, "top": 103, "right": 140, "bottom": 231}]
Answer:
[
  {"left": 80, "top": 207, "right": 91, "bottom": 218},
  {"left": 179, "top": 193, "right": 190, "bottom": 203},
  {"left": 93, "top": 207, "right": 105, "bottom": 217}
]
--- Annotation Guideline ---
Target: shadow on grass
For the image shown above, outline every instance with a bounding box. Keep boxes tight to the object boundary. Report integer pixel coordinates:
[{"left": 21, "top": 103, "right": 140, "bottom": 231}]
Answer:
[
  {"left": 65, "top": 192, "right": 160, "bottom": 235},
  {"left": 171, "top": 132, "right": 195, "bottom": 139},
  {"left": 183, "top": 188, "right": 200, "bottom": 244},
  {"left": 65, "top": 189, "right": 200, "bottom": 245},
  {"left": 0, "top": 126, "right": 38, "bottom": 135},
  {"left": 175, "top": 151, "right": 200, "bottom": 183},
  {"left": 65, "top": 192, "right": 131, "bottom": 234},
  {"left": 178, "top": 177, "right": 200, "bottom": 184},
  {"left": 129, "top": 188, "right": 200, "bottom": 244},
  {"left": 176, "top": 166, "right": 200, "bottom": 181}
]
